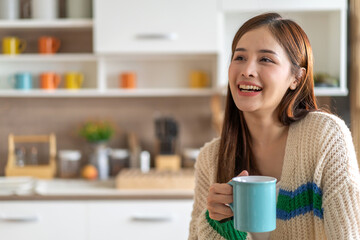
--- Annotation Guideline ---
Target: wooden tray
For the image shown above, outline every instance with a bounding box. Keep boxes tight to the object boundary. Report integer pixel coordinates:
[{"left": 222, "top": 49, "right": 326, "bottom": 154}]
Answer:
[
  {"left": 5, "top": 133, "right": 57, "bottom": 179},
  {"left": 115, "top": 169, "right": 195, "bottom": 190}
]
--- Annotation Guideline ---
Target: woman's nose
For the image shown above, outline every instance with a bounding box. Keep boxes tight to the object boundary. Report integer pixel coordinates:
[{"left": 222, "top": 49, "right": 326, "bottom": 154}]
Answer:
[{"left": 241, "top": 61, "right": 257, "bottom": 78}]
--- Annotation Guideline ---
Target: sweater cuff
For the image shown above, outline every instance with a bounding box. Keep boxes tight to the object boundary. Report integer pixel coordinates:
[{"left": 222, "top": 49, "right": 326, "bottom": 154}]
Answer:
[{"left": 205, "top": 210, "right": 247, "bottom": 240}]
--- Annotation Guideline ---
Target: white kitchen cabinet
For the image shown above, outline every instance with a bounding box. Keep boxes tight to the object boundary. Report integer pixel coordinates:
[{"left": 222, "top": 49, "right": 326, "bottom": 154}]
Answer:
[
  {"left": 0, "top": 199, "right": 193, "bottom": 240},
  {"left": 93, "top": 0, "right": 219, "bottom": 54},
  {"left": 0, "top": 201, "right": 87, "bottom": 240},
  {"left": 0, "top": 0, "right": 349, "bottom": 97},
  {"left": 219, "top": 0, "right": 348, "bottom": 96},
  {"left": 87, "top": 200, "right": 193, "bottom": 240}
]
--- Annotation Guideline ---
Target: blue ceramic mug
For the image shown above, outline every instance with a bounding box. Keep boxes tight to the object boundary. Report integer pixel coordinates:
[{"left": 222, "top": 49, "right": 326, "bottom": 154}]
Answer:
[
  {"left": 9, "top": 72, "right": 33, "bottom": 90},
  {"left": 228, "top": 176, "right": 277, "bottom": 233}
]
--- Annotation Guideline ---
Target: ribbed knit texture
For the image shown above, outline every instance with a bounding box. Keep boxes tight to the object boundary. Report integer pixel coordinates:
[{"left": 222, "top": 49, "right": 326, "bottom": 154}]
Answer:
[{"left": 188, "top": 112, "right": 360, "bottom": 240}]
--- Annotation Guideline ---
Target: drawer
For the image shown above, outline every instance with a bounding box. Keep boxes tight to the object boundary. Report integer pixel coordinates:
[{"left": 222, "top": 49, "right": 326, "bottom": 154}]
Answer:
[
  {"left": 0, "top": 201, "right": 87, "bottom": 240},
  {"left": 88, "top": 200, "right": 193, "bottom": 240}
]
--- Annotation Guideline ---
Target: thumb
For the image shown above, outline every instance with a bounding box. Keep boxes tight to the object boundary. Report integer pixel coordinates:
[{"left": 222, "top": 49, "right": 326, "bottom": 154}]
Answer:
[{"left": 237, "top": 170, "right": 249, "bottom": 177}]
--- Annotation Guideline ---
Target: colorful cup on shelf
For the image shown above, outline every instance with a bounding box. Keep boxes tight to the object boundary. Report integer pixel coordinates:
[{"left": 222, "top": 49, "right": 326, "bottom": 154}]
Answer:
[
  {"left": 65, "top": 72, "right": 84, "bottom": 89},
  {"left": 31, "top": 0, "right": 58, "bottom": 19},
  {"left": 2, "top": 37, "right": 26, "bottom": 55},
  {"left": 40, "top": 72, "right": 61, "bottom": 89},
  {"left": 0, "top": 0, "right": 20, "bottom": 20},
  {"left": 119, "top": 72, "right": 137, "bottom": 89},
  {"left": 38, "top": 36, "right": 61, "bottom": 54},
  {"left": 66, "top": 0, "right": 92, "bottom": 19},
  {"left": 8, "top": 72, "right": 33, "bottom": 90},
  {"left": 189, "top": 71, "right": 209, "bottom": 88}
]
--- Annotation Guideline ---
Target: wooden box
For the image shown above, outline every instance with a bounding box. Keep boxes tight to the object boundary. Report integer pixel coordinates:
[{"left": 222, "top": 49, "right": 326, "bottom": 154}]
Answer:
[
  {"left": 116, "top": 168, "right": 195, "bottom": 190},
  {"left": 5, "top": 133, "right": 57, "bottom": 179}
]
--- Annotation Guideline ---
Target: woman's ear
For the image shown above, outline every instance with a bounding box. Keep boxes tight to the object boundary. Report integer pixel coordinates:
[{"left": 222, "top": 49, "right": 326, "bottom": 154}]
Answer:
[{"left": 290, "top": 67, "right": 306, "bottom": 90}]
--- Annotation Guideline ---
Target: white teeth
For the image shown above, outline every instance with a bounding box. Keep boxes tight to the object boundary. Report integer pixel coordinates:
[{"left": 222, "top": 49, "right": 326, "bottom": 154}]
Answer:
[{"left": 238, "top": 85, "right": 262, "bottom": 91}]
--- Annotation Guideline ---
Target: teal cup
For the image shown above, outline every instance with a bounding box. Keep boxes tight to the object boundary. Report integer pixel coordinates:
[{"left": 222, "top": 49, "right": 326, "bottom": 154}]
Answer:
[
  {"left": 8, "top": 72, "right": 33, "bottom": 90},
  {"left": 228, "top": 176, "right": 277, "bottom": 233}
]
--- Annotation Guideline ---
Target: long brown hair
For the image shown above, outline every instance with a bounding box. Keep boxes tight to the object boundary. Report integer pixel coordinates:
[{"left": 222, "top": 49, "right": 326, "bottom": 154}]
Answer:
[{"left": 217, "top": 13, "right": 318, "bottom": 183}]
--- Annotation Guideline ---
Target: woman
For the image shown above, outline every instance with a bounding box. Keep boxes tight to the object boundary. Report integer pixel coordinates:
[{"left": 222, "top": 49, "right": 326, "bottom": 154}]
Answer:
[{"left": 189, "top": 13, "right": 360, "bottom": 240}]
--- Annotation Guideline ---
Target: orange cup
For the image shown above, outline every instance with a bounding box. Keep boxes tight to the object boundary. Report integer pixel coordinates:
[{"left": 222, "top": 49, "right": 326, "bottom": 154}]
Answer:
[
  {"left": 38, "top": 36, "right": 61, "bottom": 54},
  {"left": 40, "top": 72, "right": 61, "bottom": 89},
  {"left": 119, "top": 72, "right": 137, "bottom": 89}
]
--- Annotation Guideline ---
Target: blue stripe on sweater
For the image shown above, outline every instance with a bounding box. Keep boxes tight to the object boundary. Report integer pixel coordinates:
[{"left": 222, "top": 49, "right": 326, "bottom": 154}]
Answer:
[{"left": 278, "top": 182, "right": 323, "bottom": 197}]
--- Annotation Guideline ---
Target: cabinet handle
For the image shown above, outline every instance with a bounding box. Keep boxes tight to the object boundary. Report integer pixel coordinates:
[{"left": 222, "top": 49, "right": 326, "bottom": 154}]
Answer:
[
  {"left": 0, "top": 214, "right": 40, "bottom": 222},
  {"left": 135, "top": 33, "right": 178, "bottom": 40},
  {"left": 130, "top": 214, "right": 172, "bottom": 222}
]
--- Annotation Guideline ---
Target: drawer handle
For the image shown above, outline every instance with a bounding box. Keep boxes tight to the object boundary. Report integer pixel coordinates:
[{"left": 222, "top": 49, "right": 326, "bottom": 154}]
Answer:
[
  {"left": 136, "top": 33, "right": 178, "bottom": 40},
  {"left": 130, "top": 214, "right": 172, "bottom": 222},
  {"left": 0, "top": 214, "right": 40, "bottom": 222}
]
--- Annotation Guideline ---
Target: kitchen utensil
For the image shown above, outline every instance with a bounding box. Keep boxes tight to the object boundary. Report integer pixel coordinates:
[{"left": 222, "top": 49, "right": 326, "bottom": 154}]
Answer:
[
  {"left": 66, "top": 0, "right": 92, "bottom": 18},
  {"left": 2, "top": 36, "right": 26, "bottom": 55},
  {"left": 38, "top": 36, "right": 61, "bottom": 54},
  {"left": 0, "top": 0, "right": 20, "bottom": 19},
  {"left": 31, "top": 0, "right": 58, "bottom": 19},
  {"left": 59, "top": 150, "right": 81, "bottom": 178},
  {"left": 119, "top": 72, "right": 137, "bottom": 89},
  {"left": 5, "top": 133, "right": 57, "bottom": 179},
  {"left": 8, "top": 72, "right": 33, "bottom": 90},
  {"left": 40, "top": 72, "right": 61, "bottom": 89},
  {"left": 65, "top": 72, "right": 84, "bottom": 89}
]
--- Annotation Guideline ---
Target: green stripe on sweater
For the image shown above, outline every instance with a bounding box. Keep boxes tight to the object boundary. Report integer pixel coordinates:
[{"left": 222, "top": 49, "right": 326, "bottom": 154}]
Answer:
[
  {"left": 277, "top": 189, "right": 322, "bottom": 213},
  {"left": 205, "top": 210, "right": 247, "bottom": 240}
]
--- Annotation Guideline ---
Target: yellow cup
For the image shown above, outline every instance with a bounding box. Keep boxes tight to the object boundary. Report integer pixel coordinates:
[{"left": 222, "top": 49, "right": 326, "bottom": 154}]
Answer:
[
  {"left": 65, "top": 72, "right": 84, "bottom": 89},
  {"left": 2, "top": 37, "right": 26, "bottom": 55},
  {"left": 189, "top": 71, "right": 209, "bottom": 88}
]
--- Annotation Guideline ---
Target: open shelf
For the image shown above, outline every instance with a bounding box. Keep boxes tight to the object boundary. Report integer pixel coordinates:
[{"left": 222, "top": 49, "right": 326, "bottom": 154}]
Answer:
[
  {"left": 0, "top": 88, "right": 222, "bottom": 98},
  {"left": 0, "top": 19, "right": 93, "bottom": 29}
]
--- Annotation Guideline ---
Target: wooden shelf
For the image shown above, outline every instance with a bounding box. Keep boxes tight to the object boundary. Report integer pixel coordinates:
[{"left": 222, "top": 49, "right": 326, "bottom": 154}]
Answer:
[
  {"left": 0, "top": 54, "right": 96, "bottom": 62},
  {"left": 0, "top": 19, "right": 93, "bottom": 29},
  {"left": 0, "top": 88, "right": 223, "bottom": 98}
]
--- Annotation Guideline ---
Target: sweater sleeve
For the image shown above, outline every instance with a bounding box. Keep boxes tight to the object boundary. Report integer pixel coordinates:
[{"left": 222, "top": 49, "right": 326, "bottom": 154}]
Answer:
[
  {"left": 319, "top": 117, "right": 360, "bottom": 239},
  {"left": 188, "top": 140, "right": 226, "bottom": 240}
]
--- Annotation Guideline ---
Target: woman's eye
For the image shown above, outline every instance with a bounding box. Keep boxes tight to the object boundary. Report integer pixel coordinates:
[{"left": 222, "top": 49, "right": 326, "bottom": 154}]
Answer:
[
  {"left": 234, "top": 55, "right": 244, "bottom": 61},
  {"left": 260, "top": 57, "right": 273, "bottom": 63}
]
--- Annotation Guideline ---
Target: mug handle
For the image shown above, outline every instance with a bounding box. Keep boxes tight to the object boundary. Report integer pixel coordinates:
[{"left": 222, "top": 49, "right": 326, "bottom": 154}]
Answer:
[
  {"left": 227, "top": 181, "right": 234, "bottom": 212},
  {"left": 78, "top": 74, "right": 84, "bottom": 88},
  {"left": 18, "top": 39, "right": 27, "bottom": 53},
  {"left": 53, "top": 39, "right": 61, "bottom": 53},
  {"left": 54, "top": 74, "right": 61, "bottom": 88}
]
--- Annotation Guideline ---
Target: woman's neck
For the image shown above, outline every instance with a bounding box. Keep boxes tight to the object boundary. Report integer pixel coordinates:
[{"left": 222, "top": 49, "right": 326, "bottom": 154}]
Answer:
[{"left": 243, "top": 111, "right": 288, "bottom": 146}]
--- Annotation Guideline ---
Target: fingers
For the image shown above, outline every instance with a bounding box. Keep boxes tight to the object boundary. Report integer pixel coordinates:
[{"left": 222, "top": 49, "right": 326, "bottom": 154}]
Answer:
[
  {"left": 237, "top": 170, "right": 249, "bottom": 177},
  {"left": 209, "top": 183, "right": 233, "bottom": 195},
  {"left": 208, "top": 203, "right": 233, "bottom": 221}
]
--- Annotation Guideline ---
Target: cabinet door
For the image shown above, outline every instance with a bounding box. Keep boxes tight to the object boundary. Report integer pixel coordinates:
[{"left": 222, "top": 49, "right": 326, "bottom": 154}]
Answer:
[
  {"left": 94, "top": 0, "right": 219, "bottom": 53},
  {"left": 88, "top": 200, "right": 193, "bottom": 240},
  {"left": 0, "top": 201, "right": 87, "bottom": 240}
]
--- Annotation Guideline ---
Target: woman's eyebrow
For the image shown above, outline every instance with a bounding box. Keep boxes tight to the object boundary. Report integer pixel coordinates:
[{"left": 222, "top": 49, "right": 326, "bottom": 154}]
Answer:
[{"left": 234, "top": 48, "right": 278, "bottom": 56}]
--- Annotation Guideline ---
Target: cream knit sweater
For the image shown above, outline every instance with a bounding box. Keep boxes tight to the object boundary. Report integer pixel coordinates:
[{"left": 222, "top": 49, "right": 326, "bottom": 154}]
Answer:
[{"left": 189, "top": 112, "right": 360, "bottom": 240}]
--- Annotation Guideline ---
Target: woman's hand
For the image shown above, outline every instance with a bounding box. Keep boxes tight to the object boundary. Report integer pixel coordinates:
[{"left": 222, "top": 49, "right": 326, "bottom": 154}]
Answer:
[{"left": 207, "top": 170, "right": 249, "bottom": 221}]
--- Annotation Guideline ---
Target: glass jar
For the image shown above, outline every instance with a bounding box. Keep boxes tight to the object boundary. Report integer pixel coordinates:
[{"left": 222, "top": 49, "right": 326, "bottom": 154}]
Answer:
[{"left": 59, "top": 150, "right": 81, "bottom": 178}]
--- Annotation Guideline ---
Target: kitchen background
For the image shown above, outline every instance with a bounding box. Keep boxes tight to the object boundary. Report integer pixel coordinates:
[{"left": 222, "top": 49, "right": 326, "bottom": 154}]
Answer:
[
  {"left": 0, "top": 0, "right": 352, "bottom": 175},
  {"left": 0, "top": 0, "right": 357, "bottom": 239}
]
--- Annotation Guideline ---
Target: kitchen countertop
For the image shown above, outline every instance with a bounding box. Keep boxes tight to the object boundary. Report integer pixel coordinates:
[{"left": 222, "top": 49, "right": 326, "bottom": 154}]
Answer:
[{"left": 0, "top": 178, "right": 194, "bottom": 201}]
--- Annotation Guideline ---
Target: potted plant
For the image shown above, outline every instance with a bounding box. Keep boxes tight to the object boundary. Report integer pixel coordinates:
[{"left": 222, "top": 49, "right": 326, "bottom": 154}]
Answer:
[{"left": 79, "top": 120, "right": 115, "bottom": 180}]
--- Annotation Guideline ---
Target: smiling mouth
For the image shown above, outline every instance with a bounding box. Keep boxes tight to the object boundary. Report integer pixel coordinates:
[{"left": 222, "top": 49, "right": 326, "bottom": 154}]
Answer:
[{"left": 238, "top": 84, "right": 263, "bottom": 92}]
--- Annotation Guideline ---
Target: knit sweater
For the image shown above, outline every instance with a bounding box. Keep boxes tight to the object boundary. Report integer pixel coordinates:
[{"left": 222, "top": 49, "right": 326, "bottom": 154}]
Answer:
[{"left": 188, "top": 112, "right": 360, "bottom": 240}]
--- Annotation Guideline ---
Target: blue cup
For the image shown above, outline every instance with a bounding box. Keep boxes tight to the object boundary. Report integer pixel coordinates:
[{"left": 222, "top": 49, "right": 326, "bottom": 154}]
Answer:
[
  {"left": 9, "top": 72, "right": 33, "bottom": 90},
  {"left": 228, "top": 176, "right": 277, "bottom": 233}
]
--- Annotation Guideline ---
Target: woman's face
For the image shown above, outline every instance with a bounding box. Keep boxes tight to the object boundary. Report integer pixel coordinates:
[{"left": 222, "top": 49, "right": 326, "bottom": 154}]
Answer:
[{"left": 228, "top": 26, "right": 298, "bottom": 117}]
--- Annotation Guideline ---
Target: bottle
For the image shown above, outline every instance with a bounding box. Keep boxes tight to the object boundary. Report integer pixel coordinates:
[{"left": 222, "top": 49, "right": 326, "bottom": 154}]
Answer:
[{"left": 15, "top": 147, "right": 25, "bottom": 167}]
